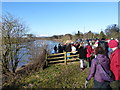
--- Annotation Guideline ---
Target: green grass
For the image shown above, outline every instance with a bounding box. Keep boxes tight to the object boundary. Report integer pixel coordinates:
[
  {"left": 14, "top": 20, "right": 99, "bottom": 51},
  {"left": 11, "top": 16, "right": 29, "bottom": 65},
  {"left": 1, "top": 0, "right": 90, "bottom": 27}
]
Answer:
[{"left": 3, "top": 62, "right": 94, "bottom": 89}]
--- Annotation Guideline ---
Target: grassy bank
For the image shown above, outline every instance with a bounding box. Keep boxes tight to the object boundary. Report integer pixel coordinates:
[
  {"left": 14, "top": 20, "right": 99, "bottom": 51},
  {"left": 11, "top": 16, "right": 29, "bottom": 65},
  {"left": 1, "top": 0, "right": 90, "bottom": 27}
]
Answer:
[{"left": 3, "top": 62, "right": 94, "bottom": 89}]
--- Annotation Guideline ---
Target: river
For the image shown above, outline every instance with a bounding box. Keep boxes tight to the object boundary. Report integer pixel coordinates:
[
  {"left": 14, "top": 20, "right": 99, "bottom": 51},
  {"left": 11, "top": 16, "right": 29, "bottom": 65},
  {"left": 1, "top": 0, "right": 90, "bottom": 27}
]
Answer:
[{"left": 17, "top": 40, "right": 61, "bottom": 68}]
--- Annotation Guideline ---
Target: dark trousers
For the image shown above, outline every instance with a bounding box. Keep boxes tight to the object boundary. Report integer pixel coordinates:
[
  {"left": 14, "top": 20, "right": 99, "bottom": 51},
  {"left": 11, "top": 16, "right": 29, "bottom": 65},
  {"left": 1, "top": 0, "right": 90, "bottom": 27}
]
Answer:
[
  {"left": 93, "top": 80, "right": 111, "bottom": 90},
  {"left": 87, "top": 57, "right": 91, "bottom": 67}
]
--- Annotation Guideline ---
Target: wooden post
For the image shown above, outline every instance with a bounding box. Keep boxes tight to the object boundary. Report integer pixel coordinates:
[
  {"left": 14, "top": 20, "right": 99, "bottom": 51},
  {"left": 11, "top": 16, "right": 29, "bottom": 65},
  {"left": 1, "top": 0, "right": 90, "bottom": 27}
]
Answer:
[
  {"left": 64, "top": 52, "right": 67, "bottom": 65},
  {"left": 45, "top": 51, "right": 48, "bottom": 66}
]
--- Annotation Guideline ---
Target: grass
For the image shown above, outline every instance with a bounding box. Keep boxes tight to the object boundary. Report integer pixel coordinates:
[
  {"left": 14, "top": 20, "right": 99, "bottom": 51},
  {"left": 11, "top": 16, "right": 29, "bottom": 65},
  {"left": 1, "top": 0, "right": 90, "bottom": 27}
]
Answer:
[{"left": 3, "top": 62, "right": 94, "bottom": 89}]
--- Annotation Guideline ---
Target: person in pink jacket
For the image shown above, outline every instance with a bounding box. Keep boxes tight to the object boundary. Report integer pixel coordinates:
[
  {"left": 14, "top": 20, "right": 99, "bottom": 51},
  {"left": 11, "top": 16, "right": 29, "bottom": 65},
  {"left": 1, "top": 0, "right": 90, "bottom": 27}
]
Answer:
[
  {"left": 108, "top": 40, "right": 120, "bottom": 89},
  {"left": 85, "top": 42, "right": 93, "bottom": 67}
]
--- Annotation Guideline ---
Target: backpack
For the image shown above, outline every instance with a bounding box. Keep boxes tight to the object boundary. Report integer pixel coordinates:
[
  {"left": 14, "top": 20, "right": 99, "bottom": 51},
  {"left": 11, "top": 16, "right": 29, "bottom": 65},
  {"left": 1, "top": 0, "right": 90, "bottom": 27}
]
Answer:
[{"left": 96, "top": 59, "right": 114, "bottom": 82}]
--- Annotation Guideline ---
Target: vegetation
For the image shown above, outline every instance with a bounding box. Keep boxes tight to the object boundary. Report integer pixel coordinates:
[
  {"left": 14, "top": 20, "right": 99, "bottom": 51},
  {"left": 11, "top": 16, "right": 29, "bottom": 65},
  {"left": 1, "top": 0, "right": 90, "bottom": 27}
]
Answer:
[
  {"left": 105, "top": 24, "right": 119, "bottom": 39},
  {"left": 99, "top": 31, "right": 106, "bottom": 39},
  {"left": 1, "top": 12, "right": 119, "bottom": 89},
  {"left": 1, "top": 13, "right": 29, "bottom": 73},
  {"left": 3, "top": 62, "right": 94, "bottom": 89},
  {"left": 51, "top": 24, "right": 120, "bottom": 42}
]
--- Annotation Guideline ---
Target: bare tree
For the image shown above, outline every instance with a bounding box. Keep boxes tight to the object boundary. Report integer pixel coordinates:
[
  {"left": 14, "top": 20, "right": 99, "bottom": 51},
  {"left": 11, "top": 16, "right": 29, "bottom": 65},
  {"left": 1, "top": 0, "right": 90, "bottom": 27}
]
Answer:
[
  {"left": 1, "top": 13, "right": 28, "bottom": 73},
  {"left": 105, "top": 24, "right": 119, "bottom": 39}
]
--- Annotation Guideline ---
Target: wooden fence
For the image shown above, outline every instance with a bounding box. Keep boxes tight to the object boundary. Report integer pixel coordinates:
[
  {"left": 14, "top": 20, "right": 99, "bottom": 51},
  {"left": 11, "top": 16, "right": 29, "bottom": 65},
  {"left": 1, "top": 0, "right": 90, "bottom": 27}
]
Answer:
[{"left": 46, "top": 51, "right": 79, "bottom": 65}]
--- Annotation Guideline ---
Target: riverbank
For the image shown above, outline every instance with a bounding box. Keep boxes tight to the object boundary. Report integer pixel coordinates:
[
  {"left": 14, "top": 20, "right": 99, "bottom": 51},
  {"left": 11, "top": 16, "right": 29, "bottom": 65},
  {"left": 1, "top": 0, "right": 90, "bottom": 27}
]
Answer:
[{"left": 3, "top": 62, "right": 93, "bottom": 89}]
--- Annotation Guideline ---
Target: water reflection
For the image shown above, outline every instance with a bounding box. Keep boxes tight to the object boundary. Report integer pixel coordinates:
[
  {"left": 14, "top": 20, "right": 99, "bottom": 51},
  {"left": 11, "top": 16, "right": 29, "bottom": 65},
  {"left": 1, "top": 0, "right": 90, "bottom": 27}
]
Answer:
[{"left": 18, "top": 40, "right": 60, "bottom": 68}]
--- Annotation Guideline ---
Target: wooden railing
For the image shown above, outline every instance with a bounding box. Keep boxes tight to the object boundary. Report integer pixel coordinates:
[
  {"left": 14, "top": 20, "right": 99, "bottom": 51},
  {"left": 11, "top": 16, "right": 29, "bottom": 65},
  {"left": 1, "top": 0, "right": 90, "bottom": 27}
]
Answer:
[{"left": 46, "top": 51, "right": 79, "bottom": 65}]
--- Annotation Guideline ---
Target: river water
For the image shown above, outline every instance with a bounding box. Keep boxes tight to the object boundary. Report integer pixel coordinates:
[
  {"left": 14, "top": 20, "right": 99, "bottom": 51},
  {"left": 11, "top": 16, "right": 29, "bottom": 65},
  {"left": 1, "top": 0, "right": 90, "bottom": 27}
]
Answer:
[{"left": 17, "top": 40, "right": 60, "bottom": 68}]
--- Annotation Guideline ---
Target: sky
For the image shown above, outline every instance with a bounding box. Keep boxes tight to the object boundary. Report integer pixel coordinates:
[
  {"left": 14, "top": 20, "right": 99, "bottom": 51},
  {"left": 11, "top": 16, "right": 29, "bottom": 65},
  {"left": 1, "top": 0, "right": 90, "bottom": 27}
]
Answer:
[{"left": 2, "top": 2, "right": 118, "bottom": 37}]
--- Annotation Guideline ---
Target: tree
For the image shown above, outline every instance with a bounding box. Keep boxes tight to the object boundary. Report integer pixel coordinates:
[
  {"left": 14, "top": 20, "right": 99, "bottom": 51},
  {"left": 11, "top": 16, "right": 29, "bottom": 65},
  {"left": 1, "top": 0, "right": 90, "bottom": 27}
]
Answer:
[
  {"left": 52, "top": 35, "right": 58, "bottom": 39},
  {"left": 84, "top": 31, "right": 94, "bottom": 39},
  {"left": 1, "top": 13, "right": 28, "bottom": 73},
  {"left": 105, "top": 24, "right": 120, "bottom": 39},
  {"left": 94, "top": 33, "right": 99, "bottom": 39},
  {"left": 99, "top": 31, "right": 106, "bottom": 39},
  {"left": 75, "top": 31, "right": 83, "bottom": 39},
  {"left": 26, "top": 34, "right": 35, "bottom": 38}
]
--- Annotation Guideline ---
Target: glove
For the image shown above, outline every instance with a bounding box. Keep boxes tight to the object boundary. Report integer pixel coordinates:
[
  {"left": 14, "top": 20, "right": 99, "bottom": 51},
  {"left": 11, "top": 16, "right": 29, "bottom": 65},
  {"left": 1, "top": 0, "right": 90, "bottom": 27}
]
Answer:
[{"left": 84, "top": 79, "right": 88, "bottom": 88}]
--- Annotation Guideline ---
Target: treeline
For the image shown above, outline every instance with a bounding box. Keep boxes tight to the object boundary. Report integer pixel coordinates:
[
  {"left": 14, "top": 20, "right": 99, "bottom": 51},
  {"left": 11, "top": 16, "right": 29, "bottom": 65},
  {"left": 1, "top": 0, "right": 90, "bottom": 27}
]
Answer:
[{"left": 51, "top": 24, "right": 120, "bottom": 42}]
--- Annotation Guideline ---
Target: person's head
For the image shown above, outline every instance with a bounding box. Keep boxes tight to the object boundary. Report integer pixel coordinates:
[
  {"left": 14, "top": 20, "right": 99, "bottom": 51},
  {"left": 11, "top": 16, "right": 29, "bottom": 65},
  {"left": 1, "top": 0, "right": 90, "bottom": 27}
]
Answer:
[
  {"left": 94, "top": 46, "right": 105, "bottom": 55},
  {"left": 108, "top": 40, "right": 118, "bottom": 51}
]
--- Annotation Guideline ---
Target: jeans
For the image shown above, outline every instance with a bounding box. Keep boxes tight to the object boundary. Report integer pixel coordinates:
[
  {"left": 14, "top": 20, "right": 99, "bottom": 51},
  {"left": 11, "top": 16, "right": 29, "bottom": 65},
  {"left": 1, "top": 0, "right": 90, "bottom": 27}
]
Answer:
[
  {"left": 93, "top": 80, "right": 111, "bottom": 90},
  {"left": 66, "top": 53, "right": 70, "bottom": 59}
]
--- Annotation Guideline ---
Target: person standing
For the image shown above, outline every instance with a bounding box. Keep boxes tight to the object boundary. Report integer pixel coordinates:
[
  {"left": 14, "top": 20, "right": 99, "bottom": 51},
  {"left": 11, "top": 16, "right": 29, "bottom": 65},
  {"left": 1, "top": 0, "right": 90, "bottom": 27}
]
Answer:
[
  {"left": 54, "top": 45, "right": 57, "bottom": 53},
  {"left": 98, "top": 38, "right": 109, "bottom": 58},
  {"left": 85, "top": 46, "right": 113, "bottom": 89},
  {"left": 78, "top": 43, "right": 87, "bottom": 70},
  {"left": 65, "top": 43, "right": 71, "bottom": 59},
  {"left": 75, "top": 42, "right": 80, "bottom": 51},
  {"left": 108, "top": 40, "right": 120, "bottom": 89},
  {"left": 58, "top": 43, "right": 63, "bottom": 53},
  {"left": 71, "top": 44, "right": 76, "bottom": 54},
  {"left": 85, "top": 42, "right": 93, "bottom": 67}
]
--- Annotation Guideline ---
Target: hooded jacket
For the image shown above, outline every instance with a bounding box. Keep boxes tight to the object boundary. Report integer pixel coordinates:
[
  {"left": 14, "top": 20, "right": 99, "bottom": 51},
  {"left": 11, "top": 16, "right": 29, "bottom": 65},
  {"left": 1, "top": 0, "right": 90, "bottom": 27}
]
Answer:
[
  {"left": 87, "top": 54, "right": 111, "bottom": 82},
  {"left": 85, "top": 45, "right": 93, "bottom": 58},
  {"left": 110, "top": 48, "right": 120, "bottom": 80}
]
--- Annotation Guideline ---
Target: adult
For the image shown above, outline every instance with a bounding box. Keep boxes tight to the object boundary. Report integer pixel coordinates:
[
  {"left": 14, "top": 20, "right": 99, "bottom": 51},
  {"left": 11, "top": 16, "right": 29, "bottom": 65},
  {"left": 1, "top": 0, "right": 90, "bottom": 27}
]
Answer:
[
  {"left": 71, "top": 44, "right": 76, "bottom": 54},
  {"left": 75, "top": 42, "right": 80, "bottom": 51},
  {"left": 108, "top": 40, "right": 120, "bottom": 89},
  {"left": 85, "top": 47, "right": 112, "bottom": 89},
  {"left": 98, "top": 38, "right": 108, "bottom": 58},
  {"left": 58, "top": 44, "right": 63, "bottom": 53},
  {"left": 65, "top": 43, "right": 71, "bottom": 59},
  {"left": 65, "top": 43, "right": 71, "bottom": 52},
  {"left": 85, "top": 42, "right": 93, "bottom": 67},
  {"left": 54, "top": 45, "right": 57, "bottom": 53},
  {"left": 78, "top": 43, "right": 87, "bottom": 70}
]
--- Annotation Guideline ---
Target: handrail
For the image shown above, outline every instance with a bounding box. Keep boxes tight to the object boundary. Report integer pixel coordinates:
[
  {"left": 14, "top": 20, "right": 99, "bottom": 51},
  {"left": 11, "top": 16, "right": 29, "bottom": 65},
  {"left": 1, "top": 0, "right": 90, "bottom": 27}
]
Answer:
[
  {"left": 66, "top": 51, "right": 78, "bottom": 54},
  {"left": 47, "top": 52, "right": 65, "bottom": 56},
  {"left": 46, "top": 51, "right": 79, "bottom": 65}
]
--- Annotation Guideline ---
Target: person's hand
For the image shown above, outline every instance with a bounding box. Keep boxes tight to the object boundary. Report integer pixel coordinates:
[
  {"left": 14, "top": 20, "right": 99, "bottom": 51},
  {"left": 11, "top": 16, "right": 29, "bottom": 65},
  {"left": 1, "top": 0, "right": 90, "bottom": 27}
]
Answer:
[{"left": 84, "top": 80, "right": 88, "bottom": 88}]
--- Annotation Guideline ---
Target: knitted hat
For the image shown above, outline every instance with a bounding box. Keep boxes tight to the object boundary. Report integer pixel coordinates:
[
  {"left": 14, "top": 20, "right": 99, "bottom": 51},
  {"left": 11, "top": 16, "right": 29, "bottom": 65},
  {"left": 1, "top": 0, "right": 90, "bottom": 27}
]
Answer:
[{"left": 108, "top": 40, "right": 118, "bottom": 48}]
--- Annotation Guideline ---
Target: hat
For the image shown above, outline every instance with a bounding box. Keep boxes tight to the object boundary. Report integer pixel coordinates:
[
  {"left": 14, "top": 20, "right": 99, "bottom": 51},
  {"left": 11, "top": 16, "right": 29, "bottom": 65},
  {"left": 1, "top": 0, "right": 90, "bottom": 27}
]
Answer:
[{"left": 108, "top": 40, "right": 118, "bottom": 48}]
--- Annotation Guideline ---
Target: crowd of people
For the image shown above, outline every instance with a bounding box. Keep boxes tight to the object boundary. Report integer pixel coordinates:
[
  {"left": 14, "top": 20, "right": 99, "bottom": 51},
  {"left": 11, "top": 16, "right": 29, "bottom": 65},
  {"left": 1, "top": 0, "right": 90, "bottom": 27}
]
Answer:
[{"left": 53, "top": 38, "right": 120, "bottom": 89}]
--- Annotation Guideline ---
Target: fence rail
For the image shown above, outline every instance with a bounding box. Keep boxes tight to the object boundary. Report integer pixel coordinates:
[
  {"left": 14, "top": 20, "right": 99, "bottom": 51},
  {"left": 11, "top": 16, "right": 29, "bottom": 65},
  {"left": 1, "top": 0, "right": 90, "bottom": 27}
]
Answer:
[{"left": 46, "top": 51, "right": 79, "bottom": 65}]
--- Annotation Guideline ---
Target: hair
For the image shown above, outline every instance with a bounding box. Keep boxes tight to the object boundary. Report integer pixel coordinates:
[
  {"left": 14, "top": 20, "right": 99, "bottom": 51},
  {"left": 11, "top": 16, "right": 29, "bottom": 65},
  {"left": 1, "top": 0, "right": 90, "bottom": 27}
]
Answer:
[{"left": 94, "top": 46, "right": 105, "bottom": 55}]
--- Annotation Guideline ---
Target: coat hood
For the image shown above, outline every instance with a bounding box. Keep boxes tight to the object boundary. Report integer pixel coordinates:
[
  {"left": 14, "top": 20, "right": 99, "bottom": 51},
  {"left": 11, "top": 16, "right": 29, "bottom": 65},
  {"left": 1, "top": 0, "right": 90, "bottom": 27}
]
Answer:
[{"left": 96, "top": 54, "right": 109, "bottom": 63}]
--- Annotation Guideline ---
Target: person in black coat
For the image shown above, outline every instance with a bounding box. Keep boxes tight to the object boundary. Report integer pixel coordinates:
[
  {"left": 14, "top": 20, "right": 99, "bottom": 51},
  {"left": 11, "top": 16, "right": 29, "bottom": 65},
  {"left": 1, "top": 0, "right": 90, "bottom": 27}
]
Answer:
[
  {"left": 54, "top": 45, "right": 57, "bottom": 53},
  {"left": 58, "top": 44, "right": 63, "bottom": 53},
  {"left": 65, "top": 43, "right": 71, "bottom": 59},
  {"left": 65, "top": 43, "right": 71, "bottom": 52},
  {"left": 78, "top": 43, "right": 87, "bottom": 70},
  {"left": 75, "top": 42, "right": 80, "bottom": 51}
]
